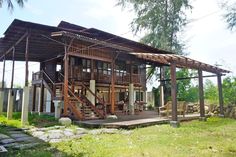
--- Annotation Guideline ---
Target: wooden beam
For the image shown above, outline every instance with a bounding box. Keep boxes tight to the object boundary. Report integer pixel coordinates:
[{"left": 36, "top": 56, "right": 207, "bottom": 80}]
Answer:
[
  {"left": 91, "top": 59, "right": 95, "bottom": 80},
  {"left": 0, "top": 31, "right": 28, "bottom": 60},
  {"left": 10, "top": 47, "right": 15, "bottom": 89},
  {"left": 111, "top": 61, "right": 115, "bottom": 114},
  {"left": 63, "top": 46, "right": 69, "bottom": 116},
  {"left": 198, "top": 69, "right": 205, "bottom": 118},
  {"left": 68, "top": 52, "right": 112, "bottom": 63},
  {"left": 170, "top": 62, "right": 177, "bottom": 122},
  {"left": 1, "top": 56, "right": 6, "bottom": 90},
  {"left": 25, "top": 34, "right": 29, "bottom": 86},
  {"left": 159, "top": 74, "right": 223, "bottom": 82},
  {"left": 217, "top": 74, "right": 224, "bottom": 116}
]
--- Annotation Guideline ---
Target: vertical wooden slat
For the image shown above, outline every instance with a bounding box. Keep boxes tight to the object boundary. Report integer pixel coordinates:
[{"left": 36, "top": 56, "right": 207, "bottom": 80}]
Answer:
[
  {"left": 25, "top": 35, "right": 29, "bottom": 87},
  {"left": 170, "top": 62, "right": 177, "bottom": 121},
  {"left": 1, "top": 56, "right": 6, "bottom": 90},
  {"left": 198, "top": 69, "right": 205, "bottom": 118},
  {"left": 64, "top": 46, "right": 69, "bottom": 116},
  {"left": 10, "top": 47, "right": 15, "bottom": 89},
  {"left": 111, "top": 61, "right": 115, "bottom": 114},
  {"left": 217, "top": 74, "right": 224, "bottom": 116},
  {"left": 160, "top": 66, "right": 165, "bottom": 107}
]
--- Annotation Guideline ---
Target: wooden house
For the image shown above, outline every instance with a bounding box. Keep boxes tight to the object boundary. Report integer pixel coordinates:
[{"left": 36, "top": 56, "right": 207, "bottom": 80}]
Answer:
[{"left": 0, "top": 19, "right": 230, "bottom": 126}]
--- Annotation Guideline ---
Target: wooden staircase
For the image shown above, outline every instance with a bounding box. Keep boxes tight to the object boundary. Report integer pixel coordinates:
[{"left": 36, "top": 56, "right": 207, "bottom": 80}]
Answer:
[{"left": 32, "top": 70, "right": 106, "bottom": 120}]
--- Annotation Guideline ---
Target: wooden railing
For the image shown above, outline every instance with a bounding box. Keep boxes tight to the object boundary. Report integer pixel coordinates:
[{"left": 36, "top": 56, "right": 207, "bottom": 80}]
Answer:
[{"left": 81, "top": 82, "right": 106, "bottom": 117}]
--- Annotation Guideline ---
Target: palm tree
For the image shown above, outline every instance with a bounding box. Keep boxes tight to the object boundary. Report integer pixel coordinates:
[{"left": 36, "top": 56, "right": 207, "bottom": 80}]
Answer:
[{"left": 0, "top": 0, "right": 26, "bottom": 11}]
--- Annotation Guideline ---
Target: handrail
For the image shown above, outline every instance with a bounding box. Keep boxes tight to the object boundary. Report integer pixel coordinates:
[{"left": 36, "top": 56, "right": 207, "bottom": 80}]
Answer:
[
  {"left": 81, "top": 82, "right": 105, "bottom": 105},
  {"left": 81, "top": 82, "right": 106, "bottom": 117},
  {"left": 41, "top": 70, "right": 55, "bottom": 85}
]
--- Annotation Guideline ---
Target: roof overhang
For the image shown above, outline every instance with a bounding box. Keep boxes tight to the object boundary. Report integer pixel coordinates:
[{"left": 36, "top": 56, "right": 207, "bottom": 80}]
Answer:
[{"left": 132, "top": 53, "right": 230, "bottom": 74}]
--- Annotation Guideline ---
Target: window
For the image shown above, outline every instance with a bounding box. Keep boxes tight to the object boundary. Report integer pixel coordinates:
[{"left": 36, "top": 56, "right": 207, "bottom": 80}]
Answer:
[
  {"left": 96, "top": 61, "right": 111, "bottom": 75},
  {"left": 135, "top": 91, "right": 143, "bottom": 101},
  {"left": 82, "top": 59, "right": 91, "bottom": 73},
  {"left": 116, "top": 61, "right": 127, "bottom": 76}
]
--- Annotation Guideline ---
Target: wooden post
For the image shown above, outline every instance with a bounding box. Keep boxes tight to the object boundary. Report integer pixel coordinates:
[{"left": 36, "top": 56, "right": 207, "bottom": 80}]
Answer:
[
  {"left": 40, "top": 82, "right": 44, "bottom": 112},
  {"left": 170, "top": 62, "right": 179, "bottom": 127},
  {"left": 64, "top": 46, "right": 69, "bottom": 116},
  {"left": 198, "top": 69, "right": 206, "bottom": 121},
  {"left": 10, "top": 47, "right": 15, "bottom": 89},
  {"left": 217, "top": 74, "right": 224, "bottom": 117},
  {"left": 32, "top": 85, "right": 36, "bottom": 111},
  {"left": 1, "top": 56, "right": 5, "bottom": 90},
  {"left": 91, "top": 59, "right": 95, "bottom": 80},
  {"left": 25, "top": 35, "right": 29, "bottom": 87},
  {"left": 111, "top": 61, "right": 115, "bottom": 114}
]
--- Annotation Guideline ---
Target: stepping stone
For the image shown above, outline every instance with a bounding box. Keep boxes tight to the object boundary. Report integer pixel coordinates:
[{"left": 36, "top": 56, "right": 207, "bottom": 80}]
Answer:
[
  {"left": 32, "top": 131, "right": 44, "bottom": 137},
  {"left": 3, "top": 142, "right": 19, "bottom": 148},
  {"left": 0, "top": 146, "right": 8, "bottom": 154},
  {"left": 0, "top": 134, "right": 10, "bottom": 140},
  {"left": 15, "top": 136, "right": 37, "bottom": 143},
  {"left": 13, "top": 142, "right": 40, "bottom": 150},
  {"left": 0, "top": 138, "right": 15, "bottom": 144},
  {"left": 10, "top": 133, "right": 29, "bottom": 138}
]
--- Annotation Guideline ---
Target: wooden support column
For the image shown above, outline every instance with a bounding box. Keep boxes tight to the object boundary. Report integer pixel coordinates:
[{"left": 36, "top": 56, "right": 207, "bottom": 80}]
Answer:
[
  {"left": 217, "top": 73, "right": 224, "bottom": 117},
  {"left": 63, "top": 46, "right": 69, "bottom": 116},
  {"left": 91, "top": 59, "right": 95, "bottom": 80},
  {"left": 25, "top": 35, "right": 29, "bottom": 87},
  {"left": 10, "top": 47, "right": 15, "bottom": 89},
  {"left": 198, "top": 69, "right": 206, "bottom": 121},
  {"left": 1, "top": 56, "right": 5, "bottom": 89},
  {"left": 111, "top": 61, "right": 115, "bottom": 114},
  {"left": 40, "top": 82, "right": 44, "bottom": 113},
  {"left": 170, "top": 62, "right": 179, "bottom": 127},
  {"left": 32, "top": 85, "right": 36, "bottom": 112}
]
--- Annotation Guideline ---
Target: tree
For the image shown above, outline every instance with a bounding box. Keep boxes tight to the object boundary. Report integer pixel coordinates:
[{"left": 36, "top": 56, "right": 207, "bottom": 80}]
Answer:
[
  {"left": 220, "top": 1, "right": 236, "bottom": 30},
  {"left": 204, "top": 79, "right": 218, "bottom": 104},
  {"left": 223, "top": 76, "right": 236, "bottom": 105},
  {"left": 0, "top": 0, "right": 26, "bottom": 11},
  {"left": 117, "top": 0, "right": 192, "bottom": 53}
]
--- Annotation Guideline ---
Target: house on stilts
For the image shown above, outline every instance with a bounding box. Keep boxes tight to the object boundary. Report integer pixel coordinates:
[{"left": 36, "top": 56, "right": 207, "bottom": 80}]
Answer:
[{"left": 0, "top": 19, "right": 230, "bottom": 127}]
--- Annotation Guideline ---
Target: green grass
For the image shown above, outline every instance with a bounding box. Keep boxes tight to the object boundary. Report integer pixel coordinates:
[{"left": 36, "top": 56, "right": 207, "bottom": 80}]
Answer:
[
  {"left": 0, "top": 112, "right": 59, "bottom": 129},
  {"left": 1, "top": 115, "right": 236, "bottom": 157},
  {"left": 52, "top": 117, "right": 236, "bottom": 157}
]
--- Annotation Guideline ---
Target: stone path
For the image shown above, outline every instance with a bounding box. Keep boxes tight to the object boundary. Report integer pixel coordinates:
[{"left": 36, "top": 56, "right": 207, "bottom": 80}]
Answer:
[{"left": 0, "top": 127, "right": 41, "bottom": 150}]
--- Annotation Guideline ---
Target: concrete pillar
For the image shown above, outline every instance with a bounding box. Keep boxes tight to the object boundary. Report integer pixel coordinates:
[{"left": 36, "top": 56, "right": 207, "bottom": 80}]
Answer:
[
  {"left": 53, "top": 100, "right": 62, "bottom": 119},
  {"left": 88, "top": 80, "right": 96, "bottom": 105},
  {"left": 7, "top": 90, "right": 14, "bottom": 120},
  {"left": 160, "top": 67, "right": 165, "bottom": 107},
  {"left": 160, "top": 83, "right": 165, "bottom": 107},
  {"left": 129, "top": 83, "right": 135, "bottom": 115},
  {"left": 21, "top": 86, "right": 29, "bottom": 126},
  {"left": 0, "top": 91, "right": 4, "bottom": 114}
]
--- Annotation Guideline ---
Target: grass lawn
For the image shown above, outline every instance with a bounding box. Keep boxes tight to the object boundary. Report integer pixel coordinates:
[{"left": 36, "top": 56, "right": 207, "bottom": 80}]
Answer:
[{"left": 1, "top": 115, "right": 236, "bottom": 157}]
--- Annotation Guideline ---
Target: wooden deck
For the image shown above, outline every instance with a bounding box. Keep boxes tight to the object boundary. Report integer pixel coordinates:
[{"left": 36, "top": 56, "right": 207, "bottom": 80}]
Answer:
[{"left": 75, "top": 111, "right": 203, "bottom": 129}]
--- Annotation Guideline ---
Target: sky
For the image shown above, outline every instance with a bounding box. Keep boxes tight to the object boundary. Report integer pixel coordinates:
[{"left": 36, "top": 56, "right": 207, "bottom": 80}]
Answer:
[{"left": 0, "top": 0, "right": 235, "bottom": 89}]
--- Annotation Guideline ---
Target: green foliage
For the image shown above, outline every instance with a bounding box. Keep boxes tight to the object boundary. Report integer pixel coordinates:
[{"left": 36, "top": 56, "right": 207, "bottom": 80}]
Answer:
[
  {"left": 117, "top": 0, "right": 192, "bottom": 53},
  {"left": 220, "top": 1, "right": 236, "bottom": 30},
  {"left": 0, "top": 0, "right": 26, "bottom": 11},
  {"left": 204, "top": 79, "right": 218, "bottom": 104},
  {"left": 223, "top": 76, "right": 236, "bottom": 105}
]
